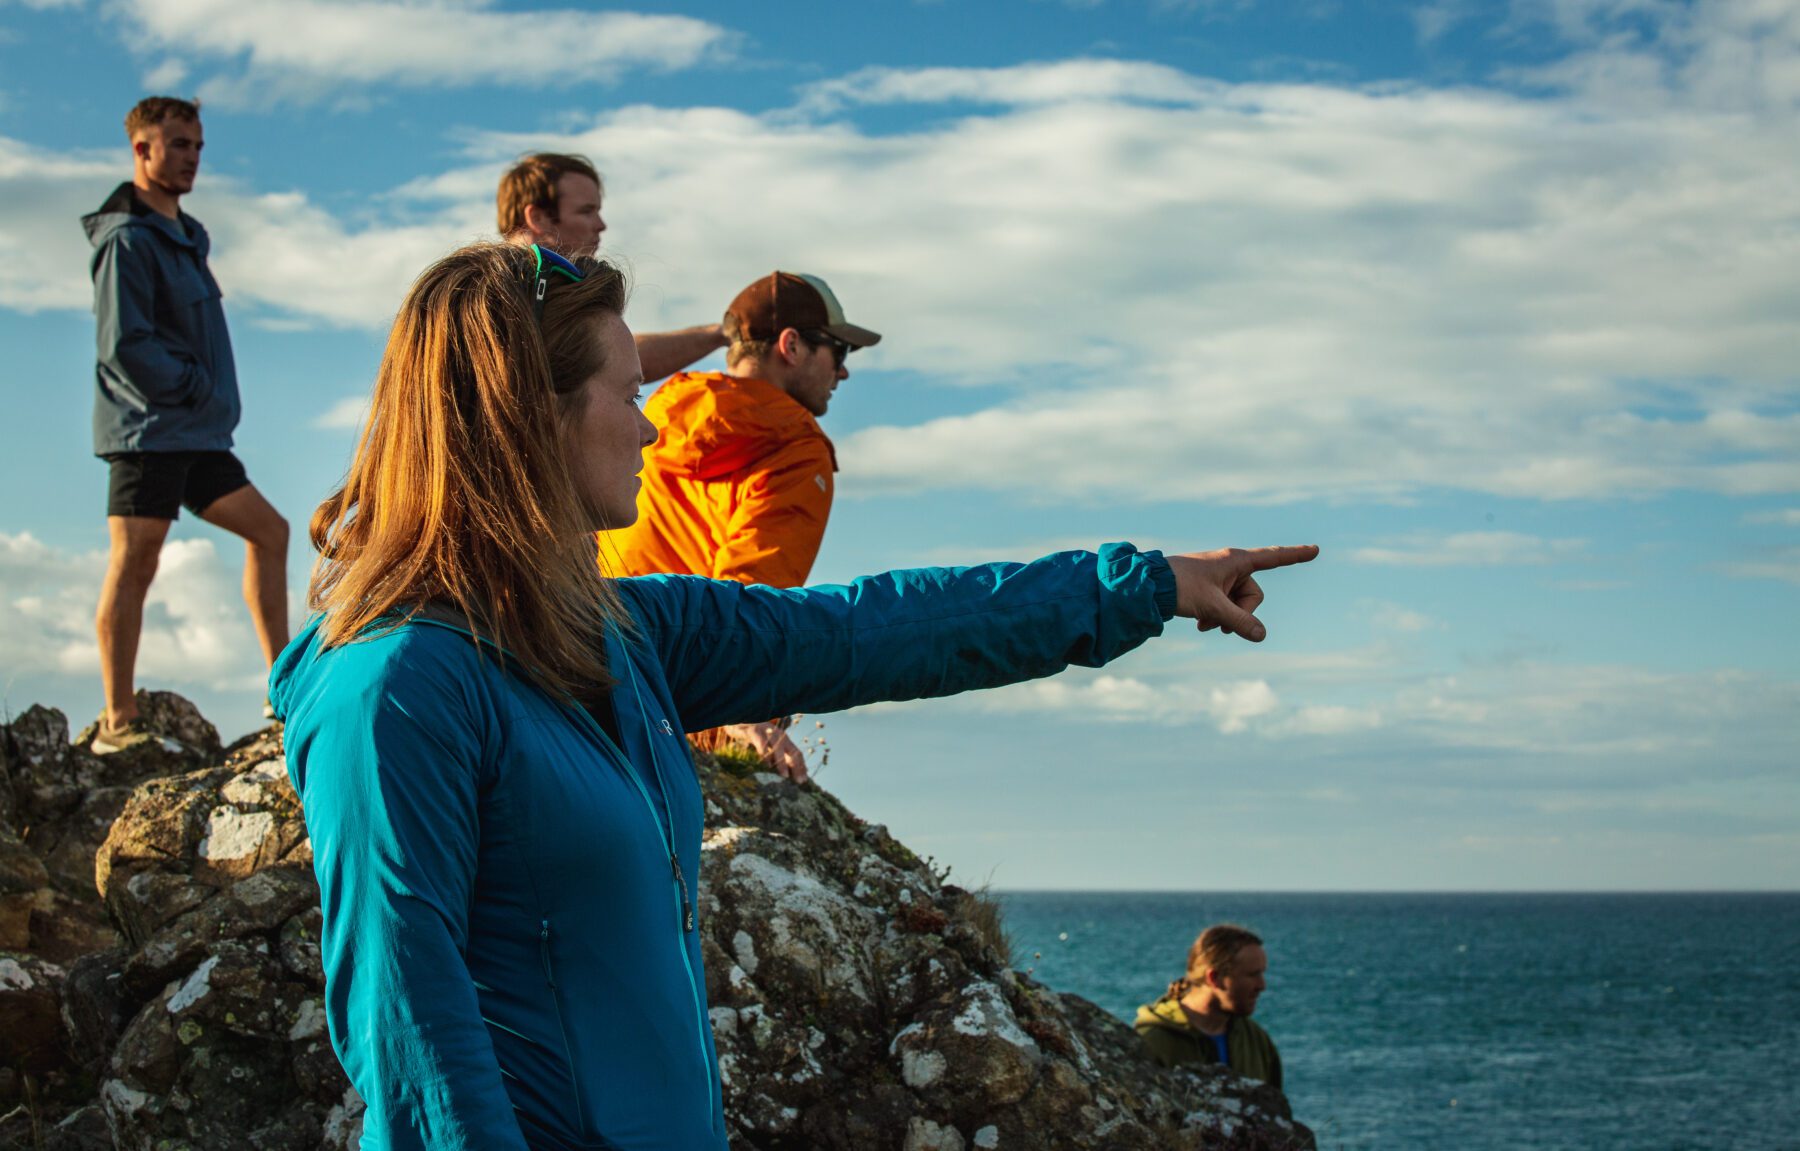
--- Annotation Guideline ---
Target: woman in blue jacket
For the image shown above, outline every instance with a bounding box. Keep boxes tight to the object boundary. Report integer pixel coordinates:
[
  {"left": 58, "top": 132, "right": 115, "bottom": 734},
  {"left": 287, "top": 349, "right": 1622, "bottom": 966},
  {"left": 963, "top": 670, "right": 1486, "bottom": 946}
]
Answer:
[{"left": 271, "top": 242, "right": 1317, "bottom": 1151}]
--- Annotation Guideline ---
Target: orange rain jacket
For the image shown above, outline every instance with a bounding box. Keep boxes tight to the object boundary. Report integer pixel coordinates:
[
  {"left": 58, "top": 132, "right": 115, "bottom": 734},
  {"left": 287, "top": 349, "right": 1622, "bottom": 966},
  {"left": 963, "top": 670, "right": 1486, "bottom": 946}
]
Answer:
[{"left": 601, "top": 372, "right": 836, "bottom": 588}]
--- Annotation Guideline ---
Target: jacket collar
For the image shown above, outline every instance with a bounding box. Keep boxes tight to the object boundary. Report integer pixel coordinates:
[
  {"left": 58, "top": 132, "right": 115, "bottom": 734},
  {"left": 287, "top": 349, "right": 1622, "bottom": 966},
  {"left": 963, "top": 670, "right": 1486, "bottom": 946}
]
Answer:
[{"left": 95, "top": 181, "right": 200, "bottom": 249}]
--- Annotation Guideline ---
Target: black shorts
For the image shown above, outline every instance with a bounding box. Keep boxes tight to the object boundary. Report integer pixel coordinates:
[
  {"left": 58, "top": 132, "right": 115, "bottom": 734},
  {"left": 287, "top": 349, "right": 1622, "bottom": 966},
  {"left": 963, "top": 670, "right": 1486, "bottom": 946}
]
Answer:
[{"left": 103, "top": 451, "right": 250, "bottom": 520}]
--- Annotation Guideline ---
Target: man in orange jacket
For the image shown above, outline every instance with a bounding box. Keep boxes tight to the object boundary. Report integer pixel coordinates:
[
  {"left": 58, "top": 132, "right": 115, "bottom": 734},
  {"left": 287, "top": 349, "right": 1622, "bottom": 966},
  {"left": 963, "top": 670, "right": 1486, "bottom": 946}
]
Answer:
[{"left": 601, "top": 271, "right": 880, "bottom": 778}]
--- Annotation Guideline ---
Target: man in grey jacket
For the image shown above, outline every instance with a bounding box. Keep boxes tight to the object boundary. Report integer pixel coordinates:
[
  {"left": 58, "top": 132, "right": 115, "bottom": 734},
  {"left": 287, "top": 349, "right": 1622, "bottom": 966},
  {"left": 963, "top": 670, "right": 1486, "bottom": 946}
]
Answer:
[{"left": 84, "top": 96, "right": 288, "bottom": 752}]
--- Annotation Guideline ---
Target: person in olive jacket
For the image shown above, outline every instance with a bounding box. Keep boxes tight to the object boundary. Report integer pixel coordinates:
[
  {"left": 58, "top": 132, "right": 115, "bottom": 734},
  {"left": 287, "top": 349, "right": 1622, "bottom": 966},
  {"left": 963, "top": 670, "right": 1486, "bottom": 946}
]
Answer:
[
  {"left": 1135, "top": 923, "right": 1284, "bottom": 1089},
  {"left": 84, "top": 96, "right": 288, "bottom": 752}
]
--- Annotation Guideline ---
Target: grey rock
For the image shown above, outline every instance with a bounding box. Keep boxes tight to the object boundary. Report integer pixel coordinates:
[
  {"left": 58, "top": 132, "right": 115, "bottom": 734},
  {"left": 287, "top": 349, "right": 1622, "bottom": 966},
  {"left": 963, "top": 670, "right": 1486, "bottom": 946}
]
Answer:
[
  {"left": 87, "top": 732, "right": 347, "bottom": 1151},
  {"left": 0, "top": 828, "right": 50, "bottom": 951},
  {"left": 60, "top": 948, "right": 129, "bottom": 1071},
  {"left": 0, "top": 1102, "right": 114, "bottom": 1151},
  {"left": 0, "top": 704, "right": 175, "bottom": 964},
  {"left": 697, "top": 760, "right": 1314, "bottom": 1150},
  {"left": 68, "top": 692, "right": 221, "bottom": 764},
  {"left": 118, "top": 866, "right": 317, "bottom": 1001},
  {"left": 0, "top": 951, "right": 71, "bottom": 1095}
]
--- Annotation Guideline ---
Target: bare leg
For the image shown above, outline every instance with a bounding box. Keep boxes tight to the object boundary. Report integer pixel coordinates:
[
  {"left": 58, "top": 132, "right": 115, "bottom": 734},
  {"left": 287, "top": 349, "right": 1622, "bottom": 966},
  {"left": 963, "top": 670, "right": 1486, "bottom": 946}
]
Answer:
[
  {"left": 197, "top": 484, "right": 290, "bottom": 666},
  {"left": 97, "top": 516, "right": 172, "bottom": 726}
]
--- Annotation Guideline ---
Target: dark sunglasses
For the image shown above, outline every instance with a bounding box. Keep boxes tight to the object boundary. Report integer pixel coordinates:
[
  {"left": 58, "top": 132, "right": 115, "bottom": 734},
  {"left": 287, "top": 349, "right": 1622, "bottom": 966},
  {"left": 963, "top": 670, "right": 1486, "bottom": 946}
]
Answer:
[
  {"left": 530, "top": 244, "right": 584, "bottom": 327},
  {"left": 798, "top": 329, "right": 852, "bottom": 369}
]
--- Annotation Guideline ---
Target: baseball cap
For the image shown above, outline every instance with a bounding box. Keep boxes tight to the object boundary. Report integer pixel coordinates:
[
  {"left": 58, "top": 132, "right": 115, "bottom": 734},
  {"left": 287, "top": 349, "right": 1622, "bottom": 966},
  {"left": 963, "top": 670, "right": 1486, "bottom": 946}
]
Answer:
[{"left": 724, "top": 271, "right": 881, "bottom": 349}]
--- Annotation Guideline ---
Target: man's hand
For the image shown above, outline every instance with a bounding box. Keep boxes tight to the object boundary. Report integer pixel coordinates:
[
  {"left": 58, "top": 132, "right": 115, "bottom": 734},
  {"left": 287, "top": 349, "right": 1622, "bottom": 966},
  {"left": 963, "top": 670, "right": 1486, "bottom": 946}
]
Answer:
[
  {"left": 1165, "top": 545, "right": 1320, "bottom": 642},
  {"left": 721, "top": 720, "right": 809, "bottom": 783}
]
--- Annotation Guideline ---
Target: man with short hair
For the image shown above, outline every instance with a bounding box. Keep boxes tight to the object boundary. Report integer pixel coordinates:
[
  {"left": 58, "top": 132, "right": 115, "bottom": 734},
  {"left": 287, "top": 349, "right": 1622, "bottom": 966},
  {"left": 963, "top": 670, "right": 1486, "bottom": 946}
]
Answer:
[
  {"left": 498, "top": 152, "right": 726, "bottom": 381},
  {"left": 602, "top": 271, "right": 880, "bottom": 777},
  {"left": 1135, "top": 923, "right": 1283, "bottom": 1089},
  {"left": 85, "top": 96, "right": 289, "bottom": 752}
]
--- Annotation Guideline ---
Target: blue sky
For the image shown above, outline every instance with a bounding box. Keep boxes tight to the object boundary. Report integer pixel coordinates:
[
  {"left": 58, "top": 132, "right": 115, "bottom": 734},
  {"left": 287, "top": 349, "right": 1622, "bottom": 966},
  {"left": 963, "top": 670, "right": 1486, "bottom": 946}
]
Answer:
[{"left": 2, "top": 0, "right": 1795, "bottom": 890}]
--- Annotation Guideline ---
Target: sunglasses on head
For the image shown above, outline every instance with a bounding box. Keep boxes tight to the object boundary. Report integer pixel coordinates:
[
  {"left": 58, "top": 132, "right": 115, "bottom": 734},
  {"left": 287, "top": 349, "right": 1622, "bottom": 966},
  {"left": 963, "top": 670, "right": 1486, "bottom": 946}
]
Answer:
[
  {"left": 798, "top": 329, "right": 852, "bottom": 368},
  {"left": 529, "top": 244, "right": 584, "bottom": 327}
]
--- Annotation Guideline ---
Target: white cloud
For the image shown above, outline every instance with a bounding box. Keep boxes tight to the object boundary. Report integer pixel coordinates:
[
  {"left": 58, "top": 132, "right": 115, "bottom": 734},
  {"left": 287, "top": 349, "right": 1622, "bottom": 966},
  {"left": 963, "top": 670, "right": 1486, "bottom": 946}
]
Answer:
[
  {"left": 1744, "top": 508, "right": 1800, "bottom": 525},
  {"left": 1366, "top": 601, "right": 1441, "bottom": 632},
  {"left": 1723, "top": 545, "right": 1800, "bottom": 584},
  {"left": 1508, "top": 0, "right": 1800, "bottom": 113},
  {"left": 799, "top": 59, "right": 1224, "bottom": 113},
  {"left": 1414, "top": 0, "right": 1476, "bottom": 45},
  {"left": 1386, "top": 662, "right": 1800, "bottom": 767},
  {"left": 5, "top": 4, "right": 1798, "bottom": 504},
  {"left": 1270, "top": 703, "right": 1385, "bottom": 736},
  {"left": 142, "top": 57, "right": 190, "bottom": 90},
  {"left": 112, "top": 0, "right": 735, "bottom": 105},
  {"left": 0, "top": 531, "right": 267, "bottom": 693},
  {"left": 0, "top": 532, "right": 98, "bottom": 676},
  {"left": 0, "top": 136, "right": 483, "bottom": 322},
  {"left": 313, "top": 395, "right": 371, "bottom": 431},
  {"left": 937, "top": 640, "right": 1800, "bottom": 790},
  {"left": 1350, "top": 531, "right": 1588, "bottom": 567},
  {"left": 972, "top": 672, "right": 1279, "bottom": 733},
  {"left": 1208, "top": 678, "right": 1279, "bottom": 733},
  {"left": 564, "top": 70, "right": 1797, "bottom": 506},
  {"left": 0, "top": 137, "right": 122, "bottom": 313}
]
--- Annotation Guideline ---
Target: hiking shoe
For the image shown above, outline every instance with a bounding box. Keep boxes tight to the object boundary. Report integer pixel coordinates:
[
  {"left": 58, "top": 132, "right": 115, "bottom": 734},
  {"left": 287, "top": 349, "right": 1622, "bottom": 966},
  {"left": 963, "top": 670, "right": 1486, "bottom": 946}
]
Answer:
[{"left": 91, "top": 716, "right": 151, "bottom": 755}]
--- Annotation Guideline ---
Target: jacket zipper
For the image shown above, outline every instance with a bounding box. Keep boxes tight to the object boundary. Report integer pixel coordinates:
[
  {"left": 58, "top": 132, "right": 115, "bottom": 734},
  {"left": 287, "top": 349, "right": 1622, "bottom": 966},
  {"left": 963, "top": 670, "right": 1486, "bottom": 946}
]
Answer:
[
  {"left": 539, "top": 918, "right": 588, "bottom": 1135},
  {"left": 614, "top": 641, "right": 718, "bottom": 1124},
  {"left": 671, "top": 854, "right": 695, "bottom": 932},
  {"left": 567, "top": 644, "right": 717, "bottom": 1122}
]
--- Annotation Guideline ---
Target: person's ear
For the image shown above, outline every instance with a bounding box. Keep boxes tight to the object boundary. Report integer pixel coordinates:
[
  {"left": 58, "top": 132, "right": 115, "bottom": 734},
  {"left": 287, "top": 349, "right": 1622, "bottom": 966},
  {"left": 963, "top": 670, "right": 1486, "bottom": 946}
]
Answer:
[
  {"left": 776, "top": 329, "right": 803, "bottom": 364},
  {"left": 522, "top": 202, "right": 556, "bottom": 242}
]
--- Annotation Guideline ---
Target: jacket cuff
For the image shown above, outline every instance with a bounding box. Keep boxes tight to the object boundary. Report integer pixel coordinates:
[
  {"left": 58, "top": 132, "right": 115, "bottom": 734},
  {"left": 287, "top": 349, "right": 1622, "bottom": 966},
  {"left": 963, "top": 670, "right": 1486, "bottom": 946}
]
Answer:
[
  {"left": 1097, "top": 542, "right": 1179, "bottom": 622},
  {"left": 1142, "top": 550, "right": 1178, "bottom": 620}
]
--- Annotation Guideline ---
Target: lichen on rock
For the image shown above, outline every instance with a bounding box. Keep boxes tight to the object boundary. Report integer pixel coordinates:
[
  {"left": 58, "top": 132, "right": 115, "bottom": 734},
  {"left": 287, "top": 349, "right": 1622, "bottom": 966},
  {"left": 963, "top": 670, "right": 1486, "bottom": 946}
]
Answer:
[{"left": 693, "top": 753, "right": 1314, "bottom": 1150}]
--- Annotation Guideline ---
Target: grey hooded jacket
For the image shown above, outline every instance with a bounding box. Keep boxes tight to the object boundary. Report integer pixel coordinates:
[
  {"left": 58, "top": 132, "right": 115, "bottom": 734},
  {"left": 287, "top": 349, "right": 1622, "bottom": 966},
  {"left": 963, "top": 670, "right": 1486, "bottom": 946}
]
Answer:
[{"left": 84, "top": 182, "right": 240, "bottom": 454}]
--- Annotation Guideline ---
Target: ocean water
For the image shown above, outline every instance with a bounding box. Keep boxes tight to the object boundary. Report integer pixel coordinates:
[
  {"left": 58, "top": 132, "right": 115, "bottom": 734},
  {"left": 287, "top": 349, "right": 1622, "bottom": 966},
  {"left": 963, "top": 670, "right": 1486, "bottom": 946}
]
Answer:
[{"left": 995, "top": 892, "right": 1800, "bottom": 1151}]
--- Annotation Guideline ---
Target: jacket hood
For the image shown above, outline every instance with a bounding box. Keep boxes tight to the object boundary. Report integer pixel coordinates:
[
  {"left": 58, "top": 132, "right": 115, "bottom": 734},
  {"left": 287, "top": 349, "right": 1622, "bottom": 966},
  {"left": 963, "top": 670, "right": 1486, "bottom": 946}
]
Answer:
[
  {"left": 83, "top": 181, "right": 197, "bottom": 250},
  {"left": 644, "top": 372, "right": 834, "bottom": 482},
  {"left": 1134, "top": 996, "right": 1192, "bottom": 1035}
]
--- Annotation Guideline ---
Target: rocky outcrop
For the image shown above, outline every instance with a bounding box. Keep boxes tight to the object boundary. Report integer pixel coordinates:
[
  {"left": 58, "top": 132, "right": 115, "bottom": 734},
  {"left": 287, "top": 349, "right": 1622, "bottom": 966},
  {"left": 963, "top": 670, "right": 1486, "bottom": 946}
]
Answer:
[
  {"left": 1, "top": 696, "right": 1311, "bottom": 1150},
  {"left": 697, "top": 757, "right": 1309, "bottom": 1150},
  {"left": 5, "top": 695, "right": 217, "bottom": 966},
  {"left": 82, "top": 724, "right": 352, "bottom": 1151},
  {"left": 1, "top": 694, "right": 220, "bottom": 1130}
]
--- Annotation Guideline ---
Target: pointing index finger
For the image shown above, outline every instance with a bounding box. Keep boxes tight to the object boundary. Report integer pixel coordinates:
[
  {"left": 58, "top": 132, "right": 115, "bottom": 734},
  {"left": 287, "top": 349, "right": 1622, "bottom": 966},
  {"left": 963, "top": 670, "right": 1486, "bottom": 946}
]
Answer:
[{"left": 1241, "top": 544, "right": 1321, "bottom": 572}]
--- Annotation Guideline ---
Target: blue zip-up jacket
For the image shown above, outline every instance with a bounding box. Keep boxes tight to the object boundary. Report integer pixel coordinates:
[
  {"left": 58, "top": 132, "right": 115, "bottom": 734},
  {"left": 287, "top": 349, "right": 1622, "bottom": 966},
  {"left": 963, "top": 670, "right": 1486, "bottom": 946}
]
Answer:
[
  {"left": 270, "top": 545, "right": 1177, "bottom": 1150},
  {"left": 84, "top": 182, "right": 240, "bottom": 454}
]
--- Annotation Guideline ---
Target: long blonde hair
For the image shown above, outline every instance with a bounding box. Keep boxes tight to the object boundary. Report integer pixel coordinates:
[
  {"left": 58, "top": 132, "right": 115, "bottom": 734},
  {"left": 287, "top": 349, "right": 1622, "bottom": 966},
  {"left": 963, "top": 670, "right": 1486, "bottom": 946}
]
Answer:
[{"left": 310, "top": 242, "right": 631, "bottom": 701}]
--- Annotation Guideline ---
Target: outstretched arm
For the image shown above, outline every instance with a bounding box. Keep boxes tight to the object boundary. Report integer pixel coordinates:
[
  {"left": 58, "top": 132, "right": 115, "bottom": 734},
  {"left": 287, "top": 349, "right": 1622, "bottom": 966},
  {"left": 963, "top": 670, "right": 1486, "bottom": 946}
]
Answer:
[
  {"left": 623, "top": 542, "right": 1317, "bottom": 731},
  {"left": 634, "top": 324, "right": 728, "bottom": 382}
]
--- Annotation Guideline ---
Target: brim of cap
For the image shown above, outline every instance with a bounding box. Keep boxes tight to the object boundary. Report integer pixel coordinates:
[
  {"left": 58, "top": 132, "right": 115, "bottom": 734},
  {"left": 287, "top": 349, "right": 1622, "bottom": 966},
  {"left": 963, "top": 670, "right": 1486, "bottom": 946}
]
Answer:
[{"left": 824, "top": 322, "right": 882, "bottom": 349}]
